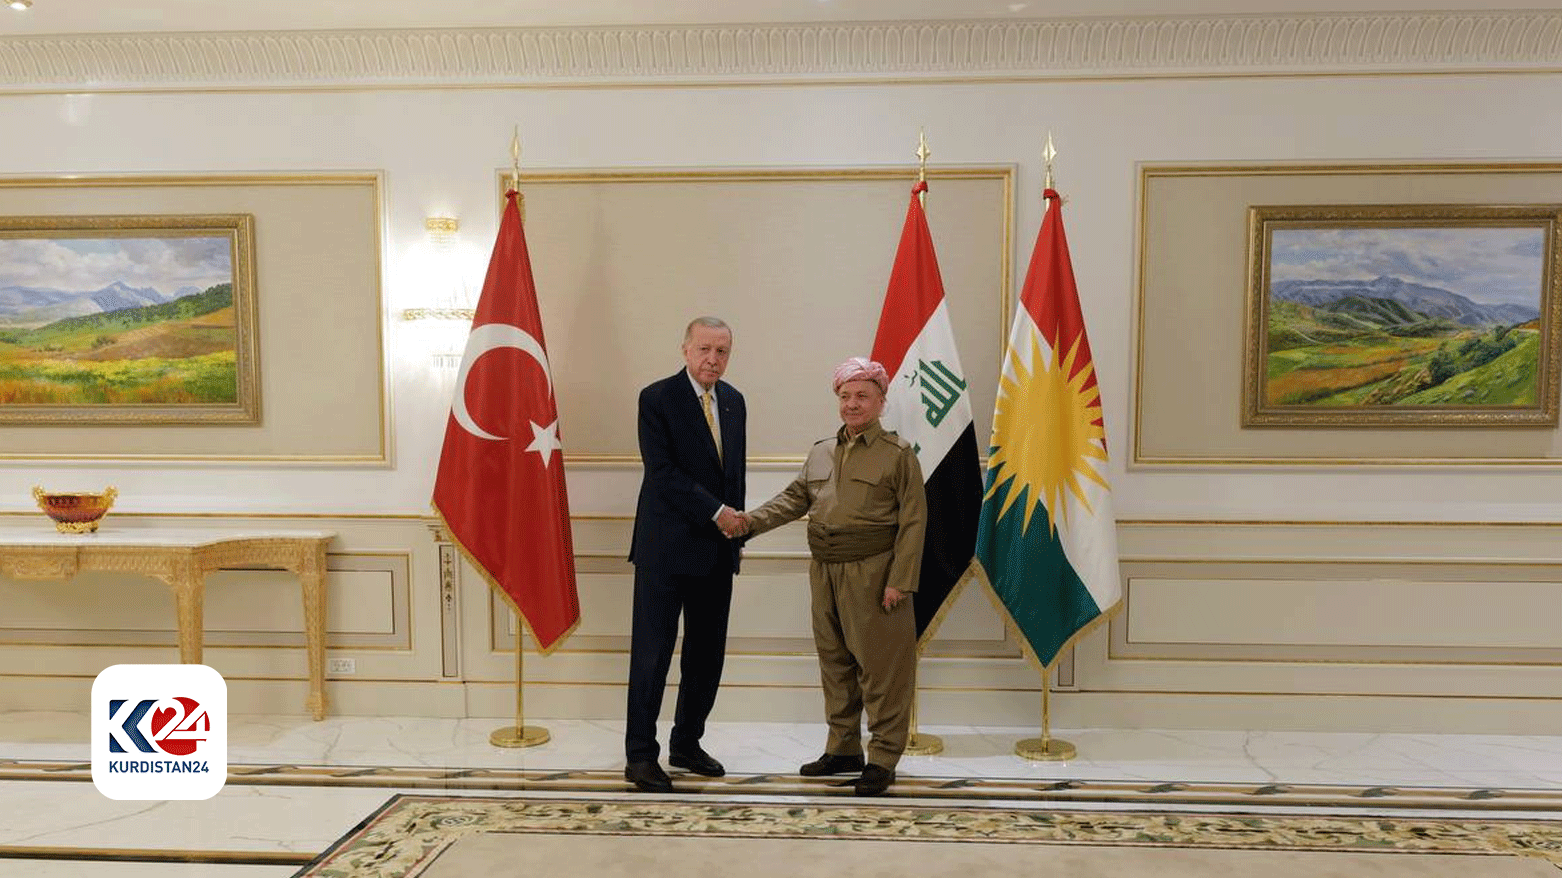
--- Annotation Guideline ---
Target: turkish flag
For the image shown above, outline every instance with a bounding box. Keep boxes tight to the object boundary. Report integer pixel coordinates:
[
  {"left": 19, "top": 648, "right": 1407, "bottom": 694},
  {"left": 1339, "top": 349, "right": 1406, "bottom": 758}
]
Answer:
[{"left": 433, "top": 189, "right": 580, "bottom": 653}]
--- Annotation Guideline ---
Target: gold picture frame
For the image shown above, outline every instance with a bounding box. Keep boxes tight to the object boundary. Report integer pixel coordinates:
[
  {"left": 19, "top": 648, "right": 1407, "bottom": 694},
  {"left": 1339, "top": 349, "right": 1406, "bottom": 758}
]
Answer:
[
  {"left": 1242, "top": 203, "right": 1562, "bottom": 427},
  {"left": 0, "top": 213, "right": 259, "bottom": 425}
]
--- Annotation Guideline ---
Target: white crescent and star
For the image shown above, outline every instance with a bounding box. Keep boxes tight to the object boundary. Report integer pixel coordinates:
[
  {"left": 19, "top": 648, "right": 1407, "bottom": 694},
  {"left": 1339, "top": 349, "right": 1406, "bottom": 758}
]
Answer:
[{"left": 452, "top": 322, "right": 562, "bottom": 467}]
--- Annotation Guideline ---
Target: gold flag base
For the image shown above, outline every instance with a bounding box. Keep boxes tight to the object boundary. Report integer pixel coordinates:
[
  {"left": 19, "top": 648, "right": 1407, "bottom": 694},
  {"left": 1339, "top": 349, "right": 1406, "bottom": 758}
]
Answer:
[
  {"left": 903, "top": 732, "right": 944, "bottom": 756},
  {"left": 1015, "top": 736, "right": 1076, "bottom": 761},
  {"left": 489, "top": 725, "right": 551, "bottom": 748}
]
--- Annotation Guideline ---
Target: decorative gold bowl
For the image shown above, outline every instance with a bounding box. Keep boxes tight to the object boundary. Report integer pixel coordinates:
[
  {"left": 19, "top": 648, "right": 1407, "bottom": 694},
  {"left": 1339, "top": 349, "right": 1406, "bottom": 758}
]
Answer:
[{"left": 33, "top": 486, "right": 117, "bottom": 533}]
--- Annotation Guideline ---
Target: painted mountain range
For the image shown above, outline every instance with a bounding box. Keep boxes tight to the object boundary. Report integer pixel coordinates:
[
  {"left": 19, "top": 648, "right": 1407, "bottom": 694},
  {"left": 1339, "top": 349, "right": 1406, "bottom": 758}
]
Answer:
[
  {"left": 1271, "top": 275, "right": 1538, "bottom": 329},
  {"left": 0, "top": 281, "right": 202, "bottom": 327}
]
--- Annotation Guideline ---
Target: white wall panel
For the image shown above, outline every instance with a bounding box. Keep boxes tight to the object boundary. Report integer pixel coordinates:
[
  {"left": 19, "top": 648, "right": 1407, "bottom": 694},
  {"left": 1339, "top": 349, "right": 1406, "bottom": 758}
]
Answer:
[
  {"left": 1, "top": 25, "right": 1560, "bottom": 730},
  {"left": 1126, "top": 576, "right": 1562, "bottom": 649}
]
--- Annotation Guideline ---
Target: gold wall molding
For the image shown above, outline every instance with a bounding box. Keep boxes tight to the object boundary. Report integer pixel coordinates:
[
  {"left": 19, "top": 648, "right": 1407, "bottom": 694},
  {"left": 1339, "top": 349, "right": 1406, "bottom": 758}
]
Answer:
[
  {"left": 1114, "top": 566, "right": 1562, "bottom": 666},
  {"left": 0, "top": 173, "right": 388, "bottom": 465},
  {"left": 1134, "top": 161, "right": 1562, "bottom": 468},
  {"left": 1, "top": 13, "right": 1560, "bottom": 93},
  {"left": 511, "top": 165, "right": 1010, "bottom": 461}
]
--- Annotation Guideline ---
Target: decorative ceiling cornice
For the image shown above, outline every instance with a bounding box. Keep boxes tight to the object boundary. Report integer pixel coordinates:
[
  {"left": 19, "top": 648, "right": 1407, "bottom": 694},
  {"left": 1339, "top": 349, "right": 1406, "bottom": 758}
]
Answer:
[{"left": 1, "top": 12, "right": 1559, "bottom": 92}]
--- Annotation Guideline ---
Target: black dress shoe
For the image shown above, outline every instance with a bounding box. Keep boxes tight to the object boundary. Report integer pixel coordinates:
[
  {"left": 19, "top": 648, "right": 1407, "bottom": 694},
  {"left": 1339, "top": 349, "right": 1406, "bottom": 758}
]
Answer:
[
  {"left": 799, "top": 752, "right": 865, "bottom": 777},
  {"left": 668, "top": 746, "right": 725, "bottom": 777},
  {"left": 854, "top": 763, "right": 895, "bottom": 796},
  {"left": 624, "top": 760, "right": 673, "bottom": 793}
]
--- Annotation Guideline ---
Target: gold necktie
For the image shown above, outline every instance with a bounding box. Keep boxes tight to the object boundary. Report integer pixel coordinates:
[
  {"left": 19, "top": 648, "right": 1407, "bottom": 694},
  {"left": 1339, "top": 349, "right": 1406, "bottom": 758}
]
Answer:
[{"left": 702, "top": 390, "right": 722, "bottom": 462}]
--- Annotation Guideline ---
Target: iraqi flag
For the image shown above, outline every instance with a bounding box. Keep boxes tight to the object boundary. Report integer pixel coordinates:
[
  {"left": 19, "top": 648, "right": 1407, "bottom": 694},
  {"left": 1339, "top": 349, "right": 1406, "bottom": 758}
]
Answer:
[
  {"left": 975, "top": 187, "right": 1121, "bottom": 670},
  {"left": 432, "top": 189, "right": 581, "bottom": 653},
  {"left": 871, "top": 180, "right": 982, "bottom": 645}
]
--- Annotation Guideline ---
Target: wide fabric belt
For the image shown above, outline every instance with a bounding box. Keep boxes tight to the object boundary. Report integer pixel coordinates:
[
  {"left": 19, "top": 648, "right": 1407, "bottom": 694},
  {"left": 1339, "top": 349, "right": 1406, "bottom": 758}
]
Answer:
[{"left": 806, "top": 522, "right": 898, "bottom": 563}]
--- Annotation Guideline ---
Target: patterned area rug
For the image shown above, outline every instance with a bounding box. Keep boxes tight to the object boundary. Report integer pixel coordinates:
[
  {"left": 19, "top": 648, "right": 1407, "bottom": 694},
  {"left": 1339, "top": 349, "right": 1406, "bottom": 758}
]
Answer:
[
  {"left": 296, "top": 795, "right": 1562, "bottom": 878},
  {"left": 14, "top": 759, "right": 1562, "bottom": 812}
]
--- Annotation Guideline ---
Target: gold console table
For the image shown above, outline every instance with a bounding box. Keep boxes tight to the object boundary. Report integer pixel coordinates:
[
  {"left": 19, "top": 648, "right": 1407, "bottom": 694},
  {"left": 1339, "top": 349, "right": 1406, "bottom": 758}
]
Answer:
[{"left": 0, "top": 526, "right": 337, "bottom": 720}]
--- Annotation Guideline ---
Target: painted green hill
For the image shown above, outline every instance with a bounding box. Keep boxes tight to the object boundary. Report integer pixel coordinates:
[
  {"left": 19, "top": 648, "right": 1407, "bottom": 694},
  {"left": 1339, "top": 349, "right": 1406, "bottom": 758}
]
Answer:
[
  {"left": 1267, "top": 298, "right": 1370, "bottom": 351},
  {"left": 1327, "top": 294, "right": 1422, "bottom": 326},
  {"left": 1269, "top": 295, "right": 1463, "bottom": 352},
  {"left": 0, "top": 283, "right": 232, "bottom": 349},
  {"left": 1399, "top": 330, "right": 1539, "bottom": 406}
]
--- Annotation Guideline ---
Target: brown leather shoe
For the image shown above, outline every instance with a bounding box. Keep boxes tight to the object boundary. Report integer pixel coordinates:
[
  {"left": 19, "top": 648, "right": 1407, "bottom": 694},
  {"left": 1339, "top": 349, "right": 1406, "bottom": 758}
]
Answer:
[
  {"left": 799, "top": 752, "right": 865, "bottom": 777},
  {"left": 854, "top": 763, "right": 895, "bottom": 796},
  {"left": 624, "top": 760, "right": 673, "bottom": 793}
]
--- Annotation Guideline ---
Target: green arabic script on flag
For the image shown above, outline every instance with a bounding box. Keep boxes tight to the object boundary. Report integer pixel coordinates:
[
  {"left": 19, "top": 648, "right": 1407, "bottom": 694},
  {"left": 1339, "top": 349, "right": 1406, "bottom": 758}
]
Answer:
[{"left": 917, "top": 359, "right": 967, "bottom": 427}]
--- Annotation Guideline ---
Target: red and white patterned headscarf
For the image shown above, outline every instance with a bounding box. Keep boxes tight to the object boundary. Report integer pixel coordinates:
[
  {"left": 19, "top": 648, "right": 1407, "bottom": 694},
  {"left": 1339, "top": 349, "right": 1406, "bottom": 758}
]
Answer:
[{"left": 832, "top": 356, "right": 888, "bottom": 393}]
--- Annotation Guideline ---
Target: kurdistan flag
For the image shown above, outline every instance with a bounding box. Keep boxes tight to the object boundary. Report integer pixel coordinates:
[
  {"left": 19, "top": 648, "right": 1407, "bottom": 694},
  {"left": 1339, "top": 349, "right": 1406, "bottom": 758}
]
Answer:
[
  {"left": 871, "top": 180, "right": 982, "bottom": 645},
  {"left": 975, "top": 187, "right": 1121, "bottom": 670}
]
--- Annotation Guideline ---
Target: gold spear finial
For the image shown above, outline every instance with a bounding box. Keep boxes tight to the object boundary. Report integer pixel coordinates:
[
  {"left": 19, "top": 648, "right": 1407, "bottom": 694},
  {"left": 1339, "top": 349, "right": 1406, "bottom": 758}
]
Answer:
[
  {"left": 916, "top": 128, "right": 930, "bottom": 183},
  {"left": 509, "top": 125, "right": 522, "bottom": 192},
  {"left": 916, "top": 128, "right": 930, "bottom": 207},
  {"left": 509, "top": 126, "right": 526, "bottom": 221},
  {"left": 1043, "top": 131, "right": 1056, "bottom": 191}
]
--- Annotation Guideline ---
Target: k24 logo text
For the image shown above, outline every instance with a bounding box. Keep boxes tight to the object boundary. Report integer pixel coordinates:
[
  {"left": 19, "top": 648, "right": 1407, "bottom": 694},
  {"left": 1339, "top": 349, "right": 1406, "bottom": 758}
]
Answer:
[{"left": 92, "top": 664, "right": 227, "bottom": 800}]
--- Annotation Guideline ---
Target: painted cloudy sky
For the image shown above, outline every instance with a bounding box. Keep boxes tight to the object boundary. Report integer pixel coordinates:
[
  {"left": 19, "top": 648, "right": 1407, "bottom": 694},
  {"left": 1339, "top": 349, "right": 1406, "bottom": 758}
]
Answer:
[
  {"left": 0, "top": 235, "right": 232, "bottom": 295},
  {"left": 1269, "top": 226, "right": 1546, "bottom": 309}
]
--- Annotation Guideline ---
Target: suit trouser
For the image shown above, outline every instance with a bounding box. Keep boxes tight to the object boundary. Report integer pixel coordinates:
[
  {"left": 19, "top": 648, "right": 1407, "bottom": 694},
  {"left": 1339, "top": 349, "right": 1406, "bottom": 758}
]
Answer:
[
  {"left": 624, "top": 567, "right": 733, "bottom": 763},
  {"left": 810, "top": 551, "right": 917, "bottom": 770}
]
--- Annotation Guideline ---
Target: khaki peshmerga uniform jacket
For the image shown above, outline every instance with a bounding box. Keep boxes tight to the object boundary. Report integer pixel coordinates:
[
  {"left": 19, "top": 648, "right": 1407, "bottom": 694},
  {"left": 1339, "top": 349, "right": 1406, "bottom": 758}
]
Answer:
[{"left": 746, "top": 420, "right": 926, "bottom": 768}]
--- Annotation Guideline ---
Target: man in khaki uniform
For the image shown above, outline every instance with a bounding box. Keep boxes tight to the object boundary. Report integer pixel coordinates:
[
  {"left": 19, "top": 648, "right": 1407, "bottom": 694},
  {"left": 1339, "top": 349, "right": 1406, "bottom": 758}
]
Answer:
[{"left": 741, "top": 357, "right": 926, "bottom": 796}]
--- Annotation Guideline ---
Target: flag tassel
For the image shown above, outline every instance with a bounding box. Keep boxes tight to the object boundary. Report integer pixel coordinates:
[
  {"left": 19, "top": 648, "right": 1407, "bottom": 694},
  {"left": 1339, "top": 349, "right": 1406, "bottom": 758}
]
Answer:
[
  {"left": 490, "top": 617, "right": 551, "bottom": 748},
  {"left": 1015, "top": 668, "right": 1076, "bottom": 761}
]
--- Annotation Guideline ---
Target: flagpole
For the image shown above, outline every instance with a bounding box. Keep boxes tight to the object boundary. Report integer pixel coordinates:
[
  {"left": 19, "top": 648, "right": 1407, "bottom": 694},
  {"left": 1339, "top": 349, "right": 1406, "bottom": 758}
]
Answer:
[
  {"left": 487, "top": 126, "right": 550, "bottom": 750},
  {"left": 491, "top": 616, "right": 551, "bottom": 747},
  {"left": 899, "top": 127, "right": 946, "bottom": 758},
  {"left": 1016, "top": 663, "right": 1075, "bottom": 761},
  {"left": 1014, "top": 133, "right": 1075, "bottom": 763}
]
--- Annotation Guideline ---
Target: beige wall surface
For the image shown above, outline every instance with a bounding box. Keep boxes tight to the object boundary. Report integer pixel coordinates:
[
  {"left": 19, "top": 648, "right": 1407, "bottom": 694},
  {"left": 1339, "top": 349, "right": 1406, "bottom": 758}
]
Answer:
[
  {"left": 3, "top": 16, "right": 1562, "bottom": 732},
  {"left": 1136, "top": 164, "right": 1562, "bottom": 466},
  {"left": 519, "top": 169, "right": 1009, "bottom": 460},
  {"left": 5, "top": 515, "right": 1560, "bottom": 732},
  {"left": 0, "top": 176, "right": 386, "bottom": 462}
]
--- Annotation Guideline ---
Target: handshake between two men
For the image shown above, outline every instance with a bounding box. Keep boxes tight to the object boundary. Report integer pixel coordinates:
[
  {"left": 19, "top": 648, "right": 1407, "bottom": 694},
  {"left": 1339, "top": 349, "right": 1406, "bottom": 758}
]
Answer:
[{"left": 715, "top": 506, "right": 749, "bottom": 539}]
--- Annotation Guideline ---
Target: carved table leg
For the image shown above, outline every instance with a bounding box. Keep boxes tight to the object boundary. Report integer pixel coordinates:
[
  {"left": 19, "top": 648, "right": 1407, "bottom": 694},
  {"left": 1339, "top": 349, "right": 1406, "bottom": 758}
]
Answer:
[
  {"left": 297, "top": 539, "right": 329, "bottom": 720},
  {"left": 161, "top": 556, "right": 204, "bottom": 665}
]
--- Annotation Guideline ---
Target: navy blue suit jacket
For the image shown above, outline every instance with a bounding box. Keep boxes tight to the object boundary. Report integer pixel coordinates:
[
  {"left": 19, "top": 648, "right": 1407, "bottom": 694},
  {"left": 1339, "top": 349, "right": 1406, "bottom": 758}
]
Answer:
[{"left": 628, "top": 370, "right": 746, "bottom": 576}]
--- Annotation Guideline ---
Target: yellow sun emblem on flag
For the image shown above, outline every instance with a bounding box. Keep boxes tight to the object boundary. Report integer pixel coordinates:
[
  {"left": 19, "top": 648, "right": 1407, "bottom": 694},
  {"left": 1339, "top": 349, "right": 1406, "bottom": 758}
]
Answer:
[{"left": 985, "top": 330, "right": 1109, "bottom": 535}]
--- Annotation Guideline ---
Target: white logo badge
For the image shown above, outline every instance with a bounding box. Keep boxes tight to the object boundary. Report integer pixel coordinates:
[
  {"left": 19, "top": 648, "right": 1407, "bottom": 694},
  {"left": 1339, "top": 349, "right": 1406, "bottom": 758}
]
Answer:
[{"left": 91, "top": 664, "right": 227, "bottom": 800}]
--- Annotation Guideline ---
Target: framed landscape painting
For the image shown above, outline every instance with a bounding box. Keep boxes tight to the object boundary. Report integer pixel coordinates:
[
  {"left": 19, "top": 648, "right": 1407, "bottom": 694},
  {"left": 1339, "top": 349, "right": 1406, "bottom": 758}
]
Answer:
[
  {"left": 1243, "top": 204, "right": 1562, "bottom": 426},
  {"left": 0, "top": 214, "right": 259, "bottom": 424}
]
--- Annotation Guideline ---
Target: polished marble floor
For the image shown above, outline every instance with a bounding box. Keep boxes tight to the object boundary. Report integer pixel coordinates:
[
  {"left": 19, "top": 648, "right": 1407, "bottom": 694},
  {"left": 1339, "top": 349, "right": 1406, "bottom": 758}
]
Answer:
[{"left": 3, "top": 712, "right": 1562, "bottom": 877}]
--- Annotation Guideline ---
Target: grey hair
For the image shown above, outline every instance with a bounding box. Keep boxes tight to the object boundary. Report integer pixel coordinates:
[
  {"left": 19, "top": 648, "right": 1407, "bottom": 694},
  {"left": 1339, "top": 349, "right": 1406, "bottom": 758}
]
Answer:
[{"left": 683, "top": 316, "right": 731, "bottom": 343}]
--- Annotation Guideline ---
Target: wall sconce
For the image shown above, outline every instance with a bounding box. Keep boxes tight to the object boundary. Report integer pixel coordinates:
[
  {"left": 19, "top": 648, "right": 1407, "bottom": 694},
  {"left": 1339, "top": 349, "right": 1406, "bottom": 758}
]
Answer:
[
  {"left": 401, "top": 216, "right": 475, "bottom": 323},
  {"left": 401, "top": 216, "right": 476, "bottom": 370},
  {"left": 8, "top": 0, "right": 33, "bottom": 11}
]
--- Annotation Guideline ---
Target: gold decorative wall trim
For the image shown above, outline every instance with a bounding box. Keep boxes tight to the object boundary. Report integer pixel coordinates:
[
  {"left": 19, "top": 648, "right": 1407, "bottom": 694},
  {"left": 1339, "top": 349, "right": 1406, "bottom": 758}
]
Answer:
[
  {"left": 1132, "top": 160, "right": 1562, "bottom": 468},
  {"left": 1113, "top": 564, "right": 1562, "bottom": 666},
  {"left": 0, "top": 173, "right": 389, "bottom": 465},
  {"left": 512, "top": 164, "right": 1012, "bottom": 462},
  {"left": 2, "top": 13, "right": 1560, "bottom": 93},
  {"left": 0, "top": 551, "right": 408, "bottom": 651}
]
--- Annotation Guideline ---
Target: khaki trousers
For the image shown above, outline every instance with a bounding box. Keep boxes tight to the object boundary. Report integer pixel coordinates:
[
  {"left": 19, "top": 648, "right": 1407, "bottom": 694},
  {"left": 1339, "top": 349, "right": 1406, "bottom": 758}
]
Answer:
[{"left": 809, "top": 550, "right": 917, "bottom": 769}]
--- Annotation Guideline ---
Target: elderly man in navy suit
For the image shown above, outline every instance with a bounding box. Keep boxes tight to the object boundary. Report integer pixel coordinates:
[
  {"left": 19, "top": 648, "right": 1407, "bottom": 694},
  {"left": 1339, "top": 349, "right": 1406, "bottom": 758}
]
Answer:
[{"left": 624, "top": 316, "right": 747, "bottom": 793}]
